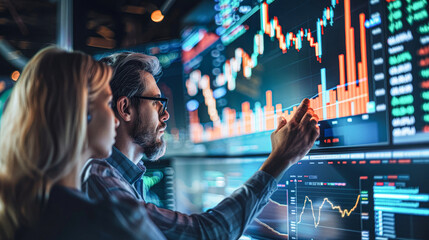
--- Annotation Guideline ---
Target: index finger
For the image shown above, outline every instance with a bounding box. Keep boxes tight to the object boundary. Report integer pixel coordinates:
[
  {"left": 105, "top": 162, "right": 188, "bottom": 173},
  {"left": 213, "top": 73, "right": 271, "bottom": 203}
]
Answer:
[{"left": 291, "top": 98, "right": 310, "bottom": 123}]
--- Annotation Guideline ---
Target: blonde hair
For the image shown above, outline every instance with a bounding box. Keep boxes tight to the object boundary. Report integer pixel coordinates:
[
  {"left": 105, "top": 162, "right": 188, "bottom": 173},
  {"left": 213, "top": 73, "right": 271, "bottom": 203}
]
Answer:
[{"left": 0, "top": 47, "right": 112, "bottom": 239}]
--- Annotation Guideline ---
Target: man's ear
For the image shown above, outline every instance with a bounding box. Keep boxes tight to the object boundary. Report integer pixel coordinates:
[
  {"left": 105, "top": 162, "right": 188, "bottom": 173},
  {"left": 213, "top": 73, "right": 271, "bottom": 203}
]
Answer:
[{"left": 116, "top": 96, "right": 133, "bottom": 122}]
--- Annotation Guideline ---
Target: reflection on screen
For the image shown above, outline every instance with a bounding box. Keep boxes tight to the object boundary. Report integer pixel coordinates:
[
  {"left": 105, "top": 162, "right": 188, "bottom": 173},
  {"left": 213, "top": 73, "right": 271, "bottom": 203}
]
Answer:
[{"left": 174, "top": 150, "right": 429, "bottom": 240}]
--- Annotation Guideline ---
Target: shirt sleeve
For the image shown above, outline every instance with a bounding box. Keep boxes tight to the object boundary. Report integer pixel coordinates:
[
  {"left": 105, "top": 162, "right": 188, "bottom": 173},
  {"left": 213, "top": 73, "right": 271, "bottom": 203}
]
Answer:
[
  {"left": 144, "top": 171, "right": 277, "bottom": 240},
  {"left": 81, "top": 159, "right": 142, "bottom": 201},
  {"left": 106, "top": 198, "right": 167, "bottom": 240},
  {"left": 81, "top": 159, "right": 278, "bottom": 240}
]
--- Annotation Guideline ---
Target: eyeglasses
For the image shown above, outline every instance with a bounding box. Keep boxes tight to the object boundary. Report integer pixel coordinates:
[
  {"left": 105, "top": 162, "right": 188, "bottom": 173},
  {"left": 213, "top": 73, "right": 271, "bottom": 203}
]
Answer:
[{"left": 133, "top": 96, "right": 168, "bottom": 115}]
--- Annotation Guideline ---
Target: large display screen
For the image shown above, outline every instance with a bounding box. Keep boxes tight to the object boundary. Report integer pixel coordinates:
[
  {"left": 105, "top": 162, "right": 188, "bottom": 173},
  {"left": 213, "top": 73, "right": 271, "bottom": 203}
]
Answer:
[
  {"left": 174, "top": 0, "right": 429, "bottom": 239},
  {"left": 286, "top": 151, "right": 429, "bottom": 240},
  {"left": 174, "top": 149, "right": 429, "bottom": 240},
  {"left": 182, "top": 0, "right": 428, "bottom": 155}
]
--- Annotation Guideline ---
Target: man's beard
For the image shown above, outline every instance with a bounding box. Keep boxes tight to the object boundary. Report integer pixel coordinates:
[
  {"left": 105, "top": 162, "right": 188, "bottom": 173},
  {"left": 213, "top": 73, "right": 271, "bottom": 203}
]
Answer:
[{"left": 131, "top": 111, "right": 166, "bottom": 161}]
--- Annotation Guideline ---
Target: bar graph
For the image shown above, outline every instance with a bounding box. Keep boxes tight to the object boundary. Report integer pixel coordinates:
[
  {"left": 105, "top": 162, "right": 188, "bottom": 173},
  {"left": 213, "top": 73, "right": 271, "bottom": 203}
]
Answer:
[
  {"left": 188, "top": 0, "right": 371, "bottom": 143},
  {"left": 311, "top": 0, "right": 370, "bottom": 119}
]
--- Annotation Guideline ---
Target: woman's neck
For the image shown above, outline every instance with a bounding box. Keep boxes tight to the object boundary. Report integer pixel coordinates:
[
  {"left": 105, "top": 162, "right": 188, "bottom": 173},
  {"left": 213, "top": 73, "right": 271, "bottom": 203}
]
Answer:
[
  {"left": 55, "top": 152, "right": 90, "bottom": 190},
  {"left": 56, "top": 165, "right": 79, "bottom": 190}
]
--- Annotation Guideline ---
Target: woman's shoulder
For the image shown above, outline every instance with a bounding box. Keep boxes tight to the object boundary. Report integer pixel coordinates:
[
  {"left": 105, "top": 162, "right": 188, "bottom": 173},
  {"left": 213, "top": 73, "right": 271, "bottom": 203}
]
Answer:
[{"left": 32, "top": 185, "right": 166, "bottom": 240}]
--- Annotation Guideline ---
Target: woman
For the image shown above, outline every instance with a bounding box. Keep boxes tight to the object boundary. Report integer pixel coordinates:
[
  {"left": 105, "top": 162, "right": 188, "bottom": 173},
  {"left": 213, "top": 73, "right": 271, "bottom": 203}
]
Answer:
[{"left": 0, "top": 47, "right": 165, "bottom": 239}]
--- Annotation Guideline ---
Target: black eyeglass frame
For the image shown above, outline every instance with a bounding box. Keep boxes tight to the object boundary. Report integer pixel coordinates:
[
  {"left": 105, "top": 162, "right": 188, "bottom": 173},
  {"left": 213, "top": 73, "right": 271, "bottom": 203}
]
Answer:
[{"left": 133, "top": 96, "right": 168, "bottom": 115}]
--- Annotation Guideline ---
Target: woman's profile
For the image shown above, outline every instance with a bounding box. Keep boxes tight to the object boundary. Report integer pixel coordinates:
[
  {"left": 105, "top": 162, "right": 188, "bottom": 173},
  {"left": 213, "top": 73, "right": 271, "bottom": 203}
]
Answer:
[{"left": 0, "top": 47, "right": 165, "bottom": 239}]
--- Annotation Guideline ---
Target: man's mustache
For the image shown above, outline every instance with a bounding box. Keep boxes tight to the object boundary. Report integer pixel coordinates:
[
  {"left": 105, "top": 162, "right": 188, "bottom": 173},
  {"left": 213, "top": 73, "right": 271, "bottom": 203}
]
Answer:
[{"left": 157, "top": 123, "right": 167, "bottom": 131}]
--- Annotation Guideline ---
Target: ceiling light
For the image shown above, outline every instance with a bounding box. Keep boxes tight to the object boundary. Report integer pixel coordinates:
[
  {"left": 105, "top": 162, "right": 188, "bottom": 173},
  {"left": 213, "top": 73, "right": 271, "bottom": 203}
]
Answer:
[
  {"left": 151, "top": 10, "right": 164, "bottom": 22},
  {"left": 11, "top": 70, "right": 20, "bottom": 81}
]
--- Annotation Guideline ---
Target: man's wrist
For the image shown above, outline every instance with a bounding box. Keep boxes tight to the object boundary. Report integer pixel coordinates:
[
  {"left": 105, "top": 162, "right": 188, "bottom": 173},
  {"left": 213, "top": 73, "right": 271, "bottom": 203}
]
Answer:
[{"left": 259, "top": 153, "right": 293, "bottom": 178}]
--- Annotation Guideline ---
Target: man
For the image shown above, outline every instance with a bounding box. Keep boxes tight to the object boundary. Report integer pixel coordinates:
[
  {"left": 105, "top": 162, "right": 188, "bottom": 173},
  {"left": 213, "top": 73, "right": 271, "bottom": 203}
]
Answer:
[{"left": 81, "top": 52, "right": 319, "bottom": 239}]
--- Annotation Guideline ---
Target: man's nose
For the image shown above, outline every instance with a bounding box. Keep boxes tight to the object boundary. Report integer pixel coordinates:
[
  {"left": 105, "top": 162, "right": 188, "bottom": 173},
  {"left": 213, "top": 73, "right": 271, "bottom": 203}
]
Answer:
[{"left": 161, "top": 109, "right": 170, "bottom": 122}]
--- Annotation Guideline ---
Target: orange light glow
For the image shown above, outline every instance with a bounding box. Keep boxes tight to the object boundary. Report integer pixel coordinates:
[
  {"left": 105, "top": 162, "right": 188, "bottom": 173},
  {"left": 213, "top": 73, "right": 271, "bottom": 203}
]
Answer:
[
  {"left": 11, "top": 71, "right": 20, "bottom": 81},
  {"left": 151, "top": 10, "right": 164, "bottom": 22},
  {"left": 0, "top": 81, "right": 5, "bottom": 92}
]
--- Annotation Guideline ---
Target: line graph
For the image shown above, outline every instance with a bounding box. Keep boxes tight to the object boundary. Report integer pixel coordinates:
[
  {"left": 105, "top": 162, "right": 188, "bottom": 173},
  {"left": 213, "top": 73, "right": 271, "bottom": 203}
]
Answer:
[
  {"left": 289, "top": 178, "right": 364, "bottom": 239},
  {"left": 253, "top": 219, "right": 289, "bottom": 238},
  {"left": 297, "top": 194, "right": 361, "bottom": 228},
  {"left": 245, "top": 198, "right": 289, "bottom": 239}
]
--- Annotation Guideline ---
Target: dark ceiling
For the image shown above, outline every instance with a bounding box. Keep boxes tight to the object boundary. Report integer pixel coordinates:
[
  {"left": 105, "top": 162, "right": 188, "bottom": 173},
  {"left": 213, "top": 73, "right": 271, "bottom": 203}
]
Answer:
[{"left": 0, "top": 0, "right": 216, "bottom": 76}]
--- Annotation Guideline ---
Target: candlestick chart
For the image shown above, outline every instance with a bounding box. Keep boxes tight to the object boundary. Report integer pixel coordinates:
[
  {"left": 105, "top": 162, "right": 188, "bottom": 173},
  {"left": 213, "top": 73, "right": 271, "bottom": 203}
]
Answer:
[{"left": 184, "top": 0, "right": 389, "bottom": 153}]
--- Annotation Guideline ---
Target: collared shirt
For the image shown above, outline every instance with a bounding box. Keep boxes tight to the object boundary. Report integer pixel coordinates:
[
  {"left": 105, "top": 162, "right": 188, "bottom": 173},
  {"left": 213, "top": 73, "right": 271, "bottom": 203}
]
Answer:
[
  {"left": 81, "top": 147, "right": 278, "bottom": 240},
  {"left": 16, "top": 185, "right": 165, "bottom": 240}
]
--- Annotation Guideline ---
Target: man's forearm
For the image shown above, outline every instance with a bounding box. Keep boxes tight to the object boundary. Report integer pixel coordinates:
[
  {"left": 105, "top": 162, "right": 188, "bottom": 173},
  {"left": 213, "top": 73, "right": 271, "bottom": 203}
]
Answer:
[{"left": 145, "top": 171, "right": 278, "bottom": 240}]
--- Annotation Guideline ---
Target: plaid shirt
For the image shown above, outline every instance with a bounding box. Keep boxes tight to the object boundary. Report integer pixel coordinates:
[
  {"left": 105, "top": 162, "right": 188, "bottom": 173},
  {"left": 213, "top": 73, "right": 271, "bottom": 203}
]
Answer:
[{"left": 81, "top": 147, "right": 278, "bottom": 240}]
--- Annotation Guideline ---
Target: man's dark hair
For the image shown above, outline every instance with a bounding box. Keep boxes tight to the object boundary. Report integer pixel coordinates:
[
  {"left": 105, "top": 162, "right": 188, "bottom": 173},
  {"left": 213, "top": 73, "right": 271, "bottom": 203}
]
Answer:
[{"left": 99, "top": 52, "right": 162, "bottom": 115}]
